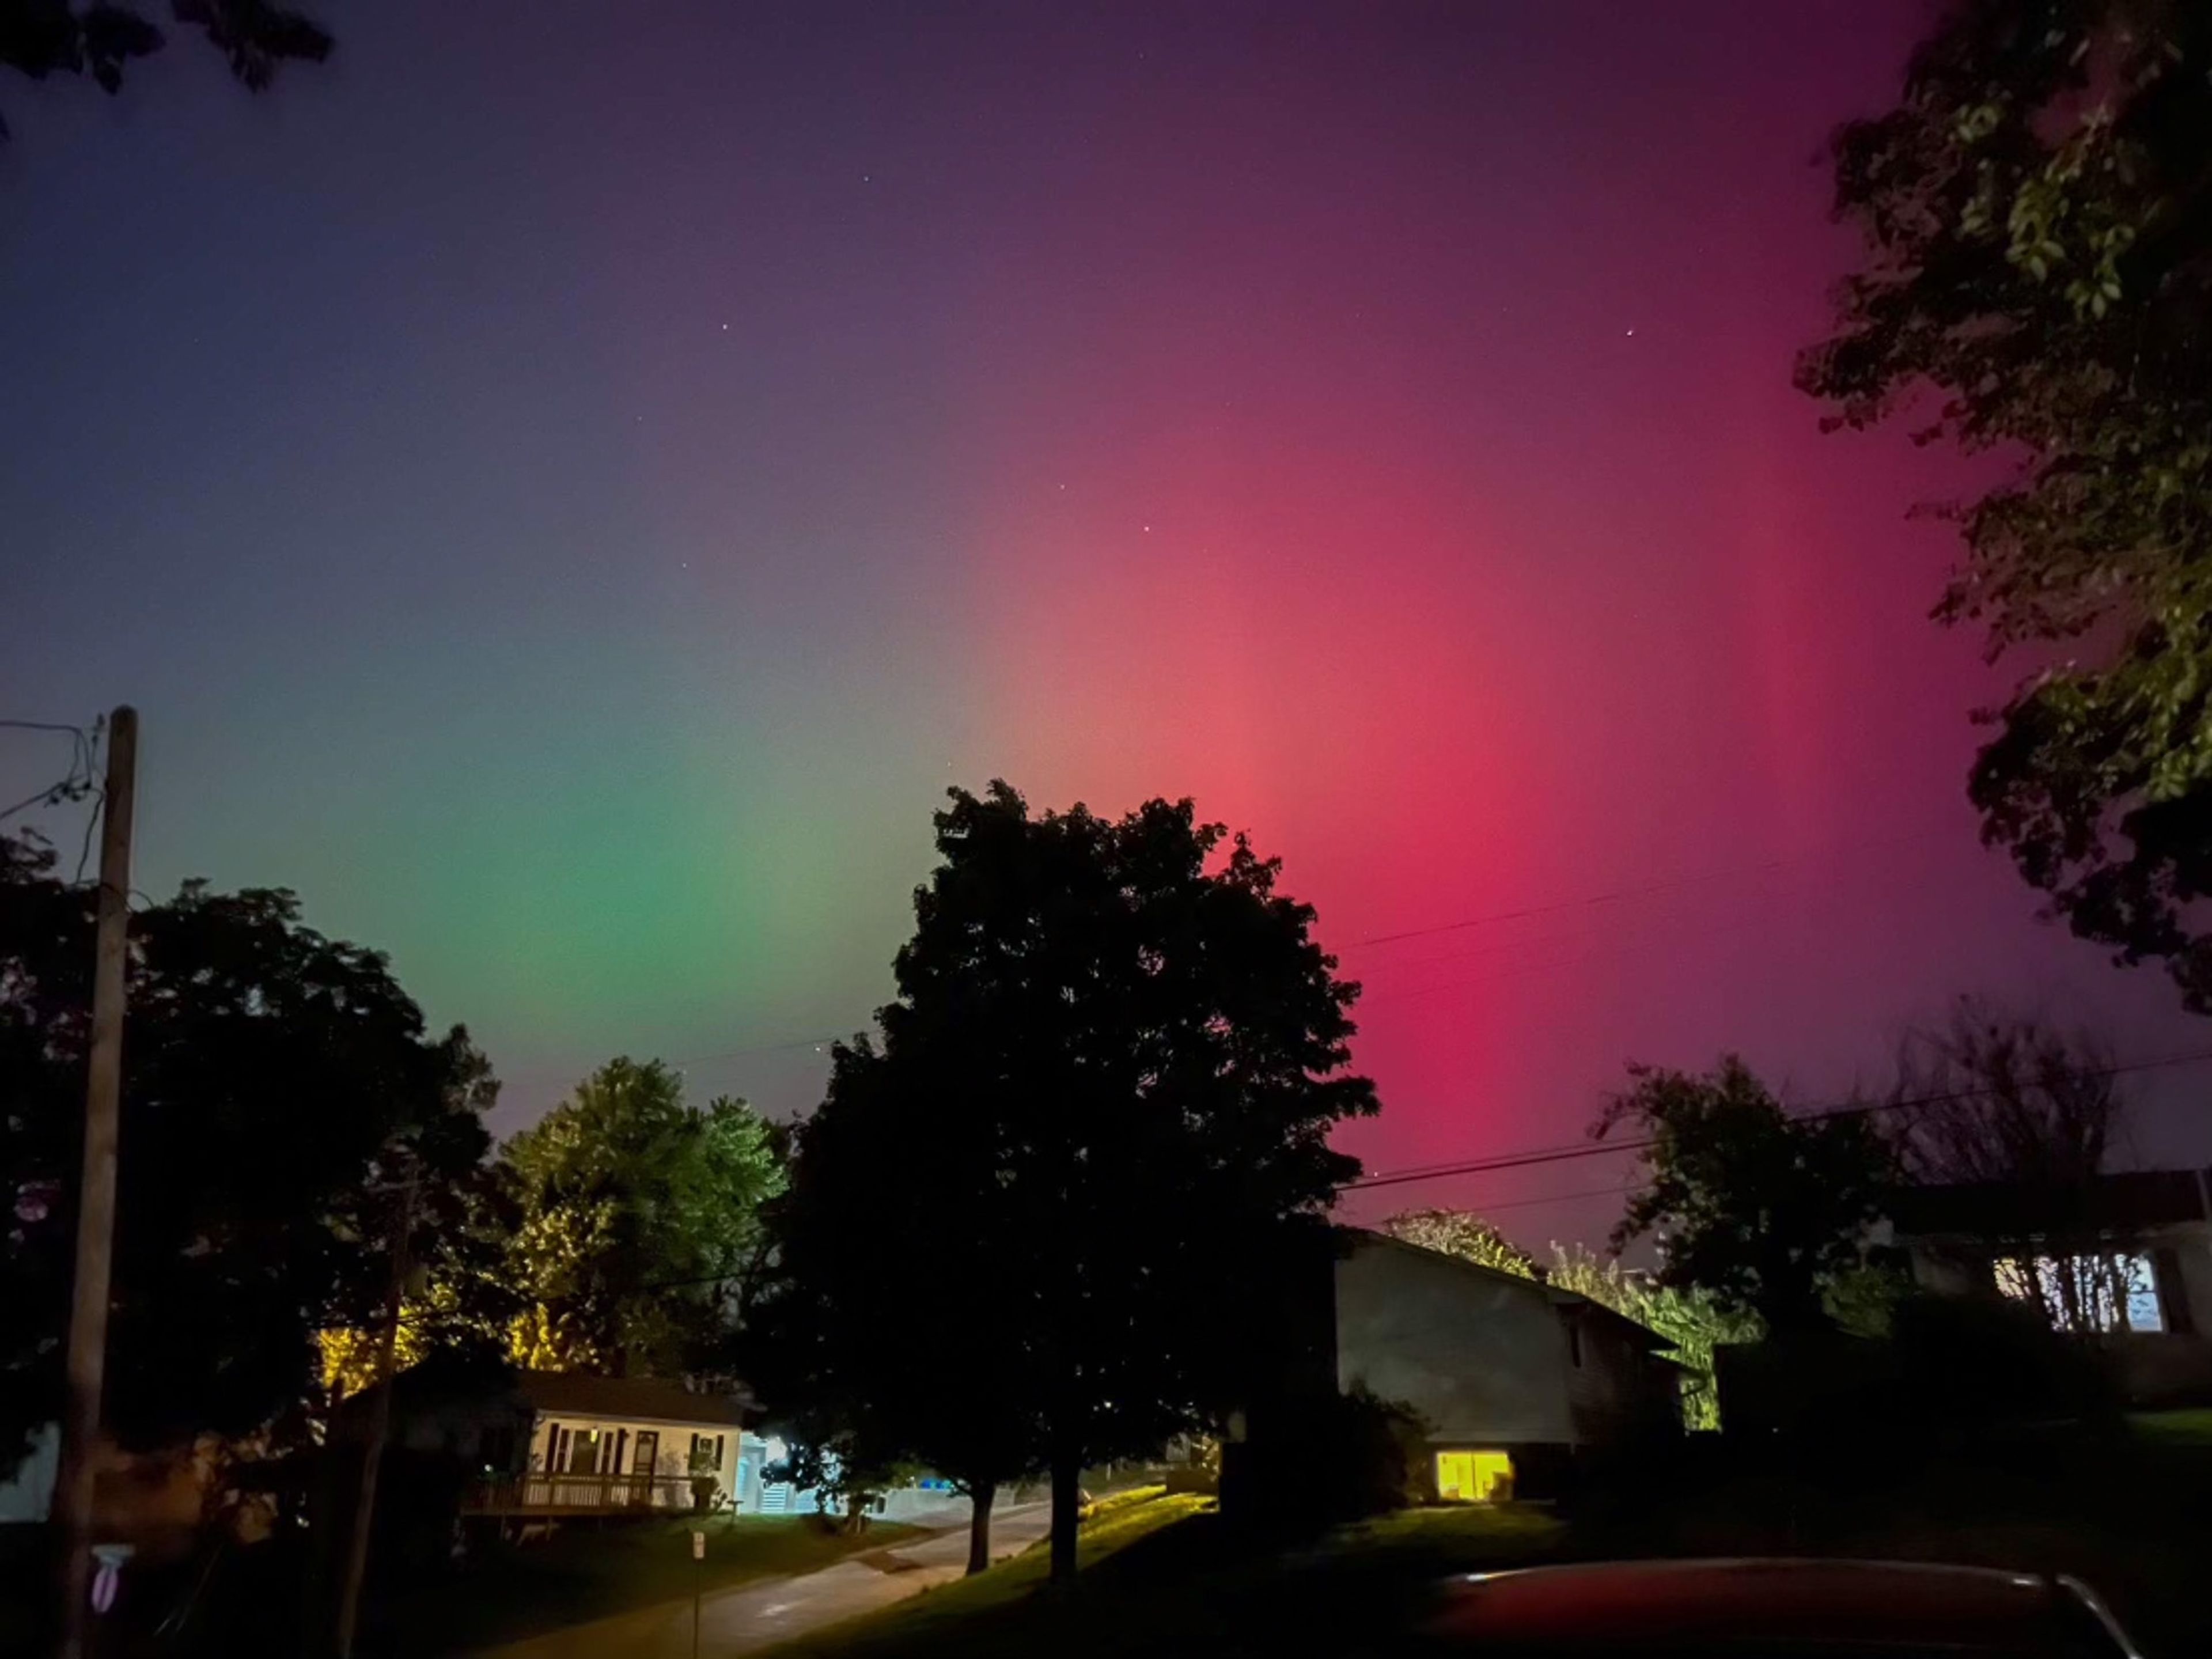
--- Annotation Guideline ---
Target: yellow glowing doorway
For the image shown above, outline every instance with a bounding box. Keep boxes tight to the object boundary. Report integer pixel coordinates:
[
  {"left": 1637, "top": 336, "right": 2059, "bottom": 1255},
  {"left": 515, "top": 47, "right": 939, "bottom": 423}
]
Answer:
[{"left": 1435, "top": 1449, "right": 1514, "bottom": 1503}]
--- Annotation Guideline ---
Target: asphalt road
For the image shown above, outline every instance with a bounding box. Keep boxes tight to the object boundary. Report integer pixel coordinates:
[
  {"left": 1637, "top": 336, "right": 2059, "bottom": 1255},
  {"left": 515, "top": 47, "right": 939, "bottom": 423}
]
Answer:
[{"left": 476, "top": 1503, "right": 1054, "bottom": 1659}]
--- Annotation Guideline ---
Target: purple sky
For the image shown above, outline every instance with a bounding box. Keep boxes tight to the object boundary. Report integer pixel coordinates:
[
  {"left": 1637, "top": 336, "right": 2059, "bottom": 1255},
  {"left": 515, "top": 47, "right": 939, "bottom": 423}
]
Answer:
[{"left": 3, "top": 1, "right": 2207, "bottom": 1250}]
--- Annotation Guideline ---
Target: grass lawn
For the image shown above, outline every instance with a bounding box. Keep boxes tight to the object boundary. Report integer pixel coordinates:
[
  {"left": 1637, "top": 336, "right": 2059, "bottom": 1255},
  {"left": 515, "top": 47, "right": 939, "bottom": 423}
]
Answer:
[
  {"left": 755, "top": 1427, "right": 2212, "bottom": 1659},
  {"left": 763, "top": 1490, "right": 1218, "bottom": 1659},
  {"left": 2128, "top": 1406, "right": 2212, "bottom": 1445},
  {"left": 760, "top": 1497, "right": 1555, "bottom": 1659},
  {"left": 376, "top": 1511, "right": 923, "bottom": 1654}
]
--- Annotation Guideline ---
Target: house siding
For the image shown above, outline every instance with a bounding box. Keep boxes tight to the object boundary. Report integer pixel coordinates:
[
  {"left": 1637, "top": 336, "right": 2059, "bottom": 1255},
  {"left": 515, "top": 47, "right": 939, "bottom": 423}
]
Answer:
[{"left": 1333, "top": 1235, "right": 1576, "bottom": 1445}]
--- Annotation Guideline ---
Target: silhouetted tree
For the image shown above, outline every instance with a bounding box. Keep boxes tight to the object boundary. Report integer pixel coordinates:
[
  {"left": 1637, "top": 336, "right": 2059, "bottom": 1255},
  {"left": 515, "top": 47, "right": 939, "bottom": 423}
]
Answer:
[
  {"left": 1891, "top": 1002, "right": 2142, "bottom": 1332},
  {"left": 769, "top": 782, "right": 1376, "bottom": 1580},
  {"left": 0, "top": 0, "right": 331, "bottom": 137},
  {"left": 499, "top": 1057, "right": 784, "bottom": 1378},
  {"left": 1597, "top": 1058, "right": 1893, "bottom": 1335},
  {"left": 754, "top": 1032, "right": 1044, "bottom": 1573},
  {"left": 0, "top": 831, "right": 495, "bottom": 1478},
  {"left": 1800, "top": 0, "right": 2212, "bottom": 1010}
]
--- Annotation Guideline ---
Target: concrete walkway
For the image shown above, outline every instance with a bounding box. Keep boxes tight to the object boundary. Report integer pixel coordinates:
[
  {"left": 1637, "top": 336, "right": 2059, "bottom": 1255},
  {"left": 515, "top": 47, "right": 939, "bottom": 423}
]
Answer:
[{"left": 478, "top": 1503, "right": 1052, "bottom": 1659}]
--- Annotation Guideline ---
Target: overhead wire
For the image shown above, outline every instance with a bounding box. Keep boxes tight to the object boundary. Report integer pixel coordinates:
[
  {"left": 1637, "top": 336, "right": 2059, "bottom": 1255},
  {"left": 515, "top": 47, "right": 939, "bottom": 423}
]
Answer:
[
  {"left": 1340, "top": 1046, "right": 2212, "bottom": 1192},
  {"left": 1339, "top": 832, "right": 1923, "bottom": 956},
  {"left": 668, "top": 839, "right": 1930, "bottom": 1077},
  {"left": 0, "top": 715, "right": 99, "bottom": 828}
]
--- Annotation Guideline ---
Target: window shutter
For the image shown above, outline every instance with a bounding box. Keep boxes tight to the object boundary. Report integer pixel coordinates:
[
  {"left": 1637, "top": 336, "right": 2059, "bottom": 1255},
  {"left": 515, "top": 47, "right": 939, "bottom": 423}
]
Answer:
[{"left": 544, "top": 1421, "right": 562, "bottom": 1469}]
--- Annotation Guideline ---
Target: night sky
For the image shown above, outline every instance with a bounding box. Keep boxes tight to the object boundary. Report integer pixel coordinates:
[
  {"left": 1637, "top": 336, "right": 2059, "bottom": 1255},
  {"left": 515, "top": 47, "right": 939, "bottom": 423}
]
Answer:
[{"left": 6, "top": 1, "right": 2208, "bottom": 1247}]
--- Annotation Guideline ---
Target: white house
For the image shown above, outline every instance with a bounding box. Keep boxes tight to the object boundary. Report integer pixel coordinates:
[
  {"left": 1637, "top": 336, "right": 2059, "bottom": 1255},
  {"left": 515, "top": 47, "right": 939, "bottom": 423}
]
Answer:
[{"left": 507, "top": 1372, "right": 752, "bottom": 1510}]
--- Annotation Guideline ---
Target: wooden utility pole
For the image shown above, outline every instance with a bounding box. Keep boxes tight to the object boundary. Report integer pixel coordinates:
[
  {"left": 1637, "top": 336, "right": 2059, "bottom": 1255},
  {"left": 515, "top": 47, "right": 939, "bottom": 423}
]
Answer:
[
  {"left": 52, "top": 707, "right": 137, "bottom": 1659},
  {"left": 334, "top": 1165, "right": 416, "bottom": 1659}
]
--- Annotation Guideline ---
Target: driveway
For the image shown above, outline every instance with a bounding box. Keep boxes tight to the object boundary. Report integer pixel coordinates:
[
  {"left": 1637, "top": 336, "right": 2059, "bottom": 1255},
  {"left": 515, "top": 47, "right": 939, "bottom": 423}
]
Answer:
[{"left": 477, "top": 1503, "right": 1054, "bottom": 1659}]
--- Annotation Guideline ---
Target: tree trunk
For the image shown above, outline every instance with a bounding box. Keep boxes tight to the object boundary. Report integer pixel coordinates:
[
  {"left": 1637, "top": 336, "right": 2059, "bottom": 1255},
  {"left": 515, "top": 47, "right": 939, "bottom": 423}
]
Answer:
[
  {"left": 1049, "top": 1452, "right": 1081, "bottom": 1582},
  {"left": 965, "top": 1479, "right": 997, "bottom": 1575}
]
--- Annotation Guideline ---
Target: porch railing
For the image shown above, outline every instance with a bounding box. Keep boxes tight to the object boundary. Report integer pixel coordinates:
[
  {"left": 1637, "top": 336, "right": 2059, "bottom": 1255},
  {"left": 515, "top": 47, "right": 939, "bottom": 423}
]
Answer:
[{"left": 461, "top": 1472, "right": 699, "bottom": 1514}]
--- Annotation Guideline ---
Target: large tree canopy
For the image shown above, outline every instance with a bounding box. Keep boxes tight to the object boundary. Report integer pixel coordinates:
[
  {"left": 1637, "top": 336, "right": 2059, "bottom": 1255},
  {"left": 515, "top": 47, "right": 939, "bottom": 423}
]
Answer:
[
  {"left": 0, "top": 0, "right": 331, "bottom": 135},
  {"left": 753, "top": 1031, "right": 1047, "bottom": 1570},
  {"left": 1597, "top": 1058, "right": 1894, "bottom": 1335},
  {"left": 499, "top": 1056, "right": 785, "bottom": 1378},
  {"left": 765, "top": 782, "right": 1377, "bottom": 1578},
  {"left": 0, "top": 832, "right": 495, "bottom": 1476},
  {"left": 1800, "top": 0, "right": 2212, "bottom": 1007}
]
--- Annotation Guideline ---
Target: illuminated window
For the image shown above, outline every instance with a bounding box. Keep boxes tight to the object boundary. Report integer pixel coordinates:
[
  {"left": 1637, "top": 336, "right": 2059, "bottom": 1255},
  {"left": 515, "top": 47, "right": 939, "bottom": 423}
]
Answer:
[
  {"left": 1993, "top": 1252, "right": 2165, "bottom": 1333},
  {"left": 1435, "top": 1449, "right": 1514, "bottom": 1503}
]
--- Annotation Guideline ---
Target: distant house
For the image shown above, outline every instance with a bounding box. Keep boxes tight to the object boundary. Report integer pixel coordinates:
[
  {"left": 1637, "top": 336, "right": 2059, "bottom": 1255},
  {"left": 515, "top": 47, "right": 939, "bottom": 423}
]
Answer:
[
  {"left": 479, "top": 1372, "right": 753, "bottom": 1514},
  {"left": 1226, "top": 1229, "right": 1680, "bottom": 1513},
  {"left": 365, "top": 1368, "right": 752, "bottom": 1517},
  {"left": 1888, "top": 1164, "right": 2212, "bottom": 1406},
  {"left": 378, "top": 1368, "right": 960, "bottom": 1524}
]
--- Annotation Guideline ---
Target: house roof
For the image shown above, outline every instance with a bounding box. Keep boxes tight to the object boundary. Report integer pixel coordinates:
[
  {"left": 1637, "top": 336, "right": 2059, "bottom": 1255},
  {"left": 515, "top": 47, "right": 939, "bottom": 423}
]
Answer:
[
  {"left": 516, "top": 1372, "right": 751, "bottom": 1427},
  {"left": 1347, "top": 1229, "right": 1674, "bottom": 1354},
  {"left": 1888, "top": 1166, "right": 2212, "bottom": 1240}
]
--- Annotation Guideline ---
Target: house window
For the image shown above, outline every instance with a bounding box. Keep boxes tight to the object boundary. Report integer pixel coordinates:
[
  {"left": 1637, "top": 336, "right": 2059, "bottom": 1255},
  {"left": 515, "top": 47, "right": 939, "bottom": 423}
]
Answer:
[
  {"left": 567, "top": 1429, "right": 604, "bottom": 1474},
  {"left": 690, "top": 1433, "right": 726, "bottom": 1472},
  {"left": 1993, "top": 1252, "right": 2167, "bottom": 1333},
  {"left": 1435, "top": 1450, "right": 1514, "bottom": 1504}
]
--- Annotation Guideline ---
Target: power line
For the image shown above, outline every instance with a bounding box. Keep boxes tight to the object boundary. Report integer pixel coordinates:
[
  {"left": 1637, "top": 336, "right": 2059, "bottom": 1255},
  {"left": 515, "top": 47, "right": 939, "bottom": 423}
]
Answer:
[
  {"left": 660, "top": 839, "right": 1953, "bottom": 1076},
  {"left": 0, "top": 715, "right": 99, "bottom": 827},
  {"left": 1340, "top": 1047, "right": 2212, "bottom": 1193},
  {"left": 1418, "top": 1180, "right": 1639, "bottom": 1216},
  {"left": 1344, "top": 863, "right": 1790, "bottom": 951},
  {"left": 1339, "top": 834, "right": 1919, "bottom": 955}
]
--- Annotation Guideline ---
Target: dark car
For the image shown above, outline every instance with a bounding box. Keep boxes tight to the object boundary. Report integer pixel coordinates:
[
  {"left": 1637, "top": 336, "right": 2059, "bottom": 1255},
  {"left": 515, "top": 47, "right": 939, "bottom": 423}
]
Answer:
[{"left": 1422, "top": 1559, "right": 2144, "bottom": 1658}]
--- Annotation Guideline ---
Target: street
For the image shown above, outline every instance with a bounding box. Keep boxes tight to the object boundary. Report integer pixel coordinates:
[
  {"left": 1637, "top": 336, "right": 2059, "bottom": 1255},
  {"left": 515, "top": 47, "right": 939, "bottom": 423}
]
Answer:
[{"left": 476, "top": 1504, "right": 1054, "bottom": 1659}]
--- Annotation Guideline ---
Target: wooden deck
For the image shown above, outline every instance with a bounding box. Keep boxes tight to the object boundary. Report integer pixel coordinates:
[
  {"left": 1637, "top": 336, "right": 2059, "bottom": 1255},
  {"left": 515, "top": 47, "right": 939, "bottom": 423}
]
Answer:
[{"left": 461, "top": 1472, "right": 698, "bottom": 1516}]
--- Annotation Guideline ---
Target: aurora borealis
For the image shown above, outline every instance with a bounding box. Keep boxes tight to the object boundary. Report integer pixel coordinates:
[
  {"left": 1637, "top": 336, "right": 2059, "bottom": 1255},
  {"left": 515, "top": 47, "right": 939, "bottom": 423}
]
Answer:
[{"left": 6, "top": 1, "right": 2210, "bottom": 1245}]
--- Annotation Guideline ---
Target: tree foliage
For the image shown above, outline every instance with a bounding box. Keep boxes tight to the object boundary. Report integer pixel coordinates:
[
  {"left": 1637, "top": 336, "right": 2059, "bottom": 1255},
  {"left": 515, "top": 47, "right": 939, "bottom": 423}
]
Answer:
[
  {"left": 1892, "top": 1001, "right": 2127, "bottom": 1188},
  {"left": 1597, "top": 1058, "right": 1895, "bottom": 1335},
  {"left": 0, "top": 832, "right": 495, "bottom": 1476},
  {"left": 1800, "top": 0, "right": 2212, "bottom": 1007},
  {"left": 763, "top": 782, "right": 1376, "bottom": 1576},
  {"left": 1544, "top": 1245, "right": 1762, "bottom": 1431},
  {"left": 1378, "top": 1209, "right": 1537, "bottom": 1278},
  {"left": 498, "top": 1056, "right": 783, "bottom": 1378},
  {"left": 0, "top": 0, "right": 331, "bottom": 135}
]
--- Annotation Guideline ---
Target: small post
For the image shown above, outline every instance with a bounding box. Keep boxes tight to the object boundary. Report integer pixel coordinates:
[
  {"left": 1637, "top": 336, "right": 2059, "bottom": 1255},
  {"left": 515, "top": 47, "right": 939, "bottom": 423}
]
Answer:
[
  {"left": 52, "top": 707, "right": 137, "bottom": 1659},
  {"left": 690, "top": 1529, "right": 705, "bottom": 1659}
]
